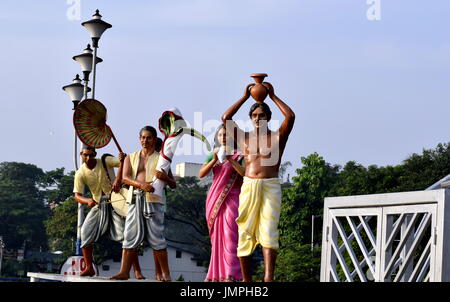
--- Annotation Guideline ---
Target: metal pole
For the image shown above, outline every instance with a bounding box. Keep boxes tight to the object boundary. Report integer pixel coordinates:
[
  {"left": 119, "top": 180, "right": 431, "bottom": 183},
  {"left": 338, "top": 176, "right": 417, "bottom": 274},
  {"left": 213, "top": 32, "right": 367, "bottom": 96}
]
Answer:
[
  {"left": 73, "top": 75, "right": 92, "bottom": 257},
  {"left": 75, "top": 204, "right": 83, "bottom": 256},
  {"left": 73, "top": 100, "right": 84, "bottom": 256},
  {"left": 0, "top": 236, "right": 4, "bottom": 276},
  {"left": 311, "top": 215, "right": 314, "bottom": 253},
  {"left": 82, "top": 71, "right": 90, "bottom": 100},
  {"left": 91, "top": 46, "right": 97, "bottom": 99},
  {"left": 74, "top": 130, "right": 78, "bottom": 171}
]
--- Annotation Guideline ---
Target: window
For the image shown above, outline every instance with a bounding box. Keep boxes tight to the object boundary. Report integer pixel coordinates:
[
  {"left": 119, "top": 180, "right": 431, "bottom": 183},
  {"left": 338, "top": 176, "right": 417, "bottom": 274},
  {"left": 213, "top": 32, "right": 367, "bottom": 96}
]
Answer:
[{"left": 176, "top": 250, "right": 182, "bottom": 258}]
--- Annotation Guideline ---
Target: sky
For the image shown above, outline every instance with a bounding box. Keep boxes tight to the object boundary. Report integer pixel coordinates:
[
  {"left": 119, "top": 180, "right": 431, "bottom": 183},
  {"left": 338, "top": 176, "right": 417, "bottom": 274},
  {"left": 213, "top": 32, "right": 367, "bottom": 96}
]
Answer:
[{"left": 0, "top": 0, "right": 449, "bottom": 180}]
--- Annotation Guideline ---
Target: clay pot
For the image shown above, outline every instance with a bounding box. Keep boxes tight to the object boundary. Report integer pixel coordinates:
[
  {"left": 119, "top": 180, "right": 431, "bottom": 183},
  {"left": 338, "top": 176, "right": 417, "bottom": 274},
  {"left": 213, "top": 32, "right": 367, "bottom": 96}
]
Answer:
[{"left": 250, "top": 73, "right": 268, "bottom": 103}]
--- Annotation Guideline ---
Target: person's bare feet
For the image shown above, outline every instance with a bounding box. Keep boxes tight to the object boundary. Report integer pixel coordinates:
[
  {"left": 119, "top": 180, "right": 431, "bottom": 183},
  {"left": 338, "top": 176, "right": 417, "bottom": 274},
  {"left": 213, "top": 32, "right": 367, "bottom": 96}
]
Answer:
[
  {"left": 161, "top": 274, "right": 171, "bottom": 282},
  {"left": 80, "top": 267, "right": 95, "bottom": 277},
  {"left": 134, "top": 271, "right": 146, "bottom": 280},
  {"left": 109, "top": 272, "right": 130, "bottom": 280}
]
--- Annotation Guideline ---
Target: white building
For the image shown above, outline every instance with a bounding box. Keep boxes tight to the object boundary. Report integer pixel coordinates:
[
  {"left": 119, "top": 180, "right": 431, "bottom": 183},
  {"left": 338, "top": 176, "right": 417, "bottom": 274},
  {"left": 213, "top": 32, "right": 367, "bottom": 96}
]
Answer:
[
  {"left": 97, "top": 244, "right": 207, "bottom": 281},
  {"left": 175, "top": 162, "right": 212, "bottom": 186}
]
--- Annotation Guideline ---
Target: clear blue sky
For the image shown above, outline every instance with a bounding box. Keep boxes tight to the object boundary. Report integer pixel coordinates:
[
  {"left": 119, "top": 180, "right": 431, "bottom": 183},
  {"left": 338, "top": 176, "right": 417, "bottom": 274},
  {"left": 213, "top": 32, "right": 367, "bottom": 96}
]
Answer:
[{"left": 1, "top": 0, "right": 449, "bottom": 179}]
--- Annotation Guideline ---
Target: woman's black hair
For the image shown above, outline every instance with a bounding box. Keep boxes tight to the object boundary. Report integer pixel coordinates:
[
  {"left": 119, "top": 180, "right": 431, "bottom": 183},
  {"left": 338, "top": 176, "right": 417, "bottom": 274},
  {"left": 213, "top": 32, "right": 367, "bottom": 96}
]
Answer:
[
  {"left": 213, "top": 124, "right": 238, "bottom": 150},
  {"left": 213, "top": 124, "right": 225, "bottom": 149}
]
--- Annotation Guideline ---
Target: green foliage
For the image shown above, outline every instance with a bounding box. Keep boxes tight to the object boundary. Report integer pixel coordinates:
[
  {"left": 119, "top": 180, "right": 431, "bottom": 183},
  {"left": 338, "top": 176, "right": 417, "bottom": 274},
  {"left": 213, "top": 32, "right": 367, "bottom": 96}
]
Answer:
[
  {"left": 277, "top": 153, "right": 336, "bottom": 281},
  {"left": 0, "top": 162, "right": 49, "bottom": 250},
  {"left": 1, "top": 259, "right": 25, "bottom": 277},
  {"left": 330, "top": 161, "right": 404, "bottom": 196},
  {"left": 275, "top": 244, "right": 321, "bottom": 282},
  {"left": 397, "top": 143, "right": 450, "bottom": 191},
  {"left": 280, "top": 153, "right": 338, "bottom": 246},
  {"left": 276, "top": 143, "right": 450, "bottom": 282},
  {"left": 40, "top": 168, "right": 75, "bottom": 204},
  {"left": 44, "top": 197, "right": 78, "bottom": 258}
]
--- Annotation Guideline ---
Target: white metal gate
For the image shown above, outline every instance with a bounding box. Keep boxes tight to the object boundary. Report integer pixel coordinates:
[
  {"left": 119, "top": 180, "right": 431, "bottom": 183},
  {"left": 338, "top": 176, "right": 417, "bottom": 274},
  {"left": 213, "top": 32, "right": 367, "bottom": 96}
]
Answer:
[
  {"left": 321, "top": 190, "right": 449, "bottom": 282},
  {"left": 325, "top": 207, "right": 382, "bottom": 282}
]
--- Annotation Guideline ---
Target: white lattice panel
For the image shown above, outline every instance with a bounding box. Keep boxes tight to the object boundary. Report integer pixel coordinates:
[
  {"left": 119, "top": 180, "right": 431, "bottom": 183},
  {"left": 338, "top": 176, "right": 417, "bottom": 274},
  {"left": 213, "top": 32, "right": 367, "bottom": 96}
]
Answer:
[{"left": 321, "top": 189, "right": 450, "bottom": 282}]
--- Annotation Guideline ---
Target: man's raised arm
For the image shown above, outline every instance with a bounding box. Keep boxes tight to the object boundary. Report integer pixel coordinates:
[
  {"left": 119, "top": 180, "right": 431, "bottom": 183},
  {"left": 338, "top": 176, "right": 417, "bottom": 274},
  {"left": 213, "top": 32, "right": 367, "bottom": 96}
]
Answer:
[
  {"left": 221, "top": 83, "right": 255, "bottom": 149},
  {"left": 263, "top": 82, "right": 295, "bottom": 142}
]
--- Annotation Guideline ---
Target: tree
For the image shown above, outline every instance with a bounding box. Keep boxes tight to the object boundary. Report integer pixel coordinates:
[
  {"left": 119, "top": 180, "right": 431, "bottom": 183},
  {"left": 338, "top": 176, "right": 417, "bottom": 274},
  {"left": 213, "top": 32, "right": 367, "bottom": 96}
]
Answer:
[
  {"left": 275, "top": 244, "right": 321, "bottom": 282},
  {"left": 45, "top": 197, "right": 78, "bottom": 258},
  {"left": 0, "top": 162, "right": 49, "bottom": 250},
  {"left": 397, "top": 143, "right": 450, "bottom": 191},
  {"left": 279, "top": 161, "right": 292, "bottom": 183},
  {"left": 280, "top": 153, "right": 339, "bottom": 245},
  {"left": 329, "top": 161, "right": 404, "bottom": 196},
  {"left": 40, "top": 168, "right": 75, "bottom": 205},
  {"left": 277, "top": 153, "right": 339, "bottom": 281}
]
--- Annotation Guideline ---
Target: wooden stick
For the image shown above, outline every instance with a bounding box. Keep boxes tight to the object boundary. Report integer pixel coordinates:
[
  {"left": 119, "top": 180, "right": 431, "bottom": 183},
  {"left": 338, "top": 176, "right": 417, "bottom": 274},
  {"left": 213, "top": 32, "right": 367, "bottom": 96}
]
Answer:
[{"left": 109, "top": 126, "right": 123, "bottom": 153}]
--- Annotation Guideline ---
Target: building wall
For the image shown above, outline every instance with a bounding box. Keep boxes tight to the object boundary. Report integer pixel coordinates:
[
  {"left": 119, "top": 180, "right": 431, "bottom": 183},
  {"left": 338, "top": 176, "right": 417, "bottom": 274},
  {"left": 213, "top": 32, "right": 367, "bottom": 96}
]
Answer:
[
  {"left": 176, "top": 162, "right": 202, "bottom": 178},
  {"left": 97, "top": 246, "right": 207, "bottom": 282},
  {"left": 175, "top": 162, "right": 212, "bottom": 186}
]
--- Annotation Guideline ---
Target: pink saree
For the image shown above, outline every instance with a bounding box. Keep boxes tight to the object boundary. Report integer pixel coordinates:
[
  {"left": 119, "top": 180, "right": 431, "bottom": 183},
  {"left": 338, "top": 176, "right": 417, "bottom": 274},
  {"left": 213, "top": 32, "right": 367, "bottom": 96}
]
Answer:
[{"left": 204, "top": 151, "right": 243, "bottom": 282}]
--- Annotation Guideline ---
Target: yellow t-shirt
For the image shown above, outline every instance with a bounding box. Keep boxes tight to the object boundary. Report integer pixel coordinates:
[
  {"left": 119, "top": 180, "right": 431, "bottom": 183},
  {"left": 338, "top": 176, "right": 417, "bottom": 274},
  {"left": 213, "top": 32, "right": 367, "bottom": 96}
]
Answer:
[{"left": 73, "top": 157, "right": 120, "bottom": 203}]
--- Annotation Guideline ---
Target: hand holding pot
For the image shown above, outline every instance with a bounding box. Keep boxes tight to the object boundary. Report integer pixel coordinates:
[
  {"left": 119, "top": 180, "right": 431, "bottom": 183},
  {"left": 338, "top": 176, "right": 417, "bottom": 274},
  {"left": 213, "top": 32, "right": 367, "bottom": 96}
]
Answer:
[
  {"left": 262, "top": 82, "right": 275, "bottom": 98},
  {"left": 244, "top": 83, "right": 256, "bottom": 100}
]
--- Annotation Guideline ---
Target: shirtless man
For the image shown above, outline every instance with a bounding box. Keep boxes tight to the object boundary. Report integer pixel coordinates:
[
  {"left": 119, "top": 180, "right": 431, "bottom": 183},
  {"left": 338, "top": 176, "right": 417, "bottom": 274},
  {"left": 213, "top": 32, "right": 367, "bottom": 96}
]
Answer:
[
  {"left": 110, "top": 126, "right": 176, "bottom": 281},
  {"left": 222, "top": 81, "right": 295, "bottom": 282}
]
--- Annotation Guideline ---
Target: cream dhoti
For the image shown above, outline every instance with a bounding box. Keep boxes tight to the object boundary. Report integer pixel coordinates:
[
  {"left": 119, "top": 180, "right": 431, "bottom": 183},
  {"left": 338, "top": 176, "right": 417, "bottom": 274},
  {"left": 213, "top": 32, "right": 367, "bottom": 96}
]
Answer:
[{"left": 236, "top": 177, "right": 282, "bottom": 257}]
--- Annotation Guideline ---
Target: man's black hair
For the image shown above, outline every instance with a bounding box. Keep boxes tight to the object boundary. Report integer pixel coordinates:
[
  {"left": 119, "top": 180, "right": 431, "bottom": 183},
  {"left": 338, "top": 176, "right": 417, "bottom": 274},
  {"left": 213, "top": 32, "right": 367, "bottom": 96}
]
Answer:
[
  {"left": 81, "top": 144, "right": 96, "bottom": 154},
  {"left": 155, "top": 137, "right": 163, "bottom": 152},
  {"left": 139, "top": 126, "right": 157, "bottom": 138},
  {"left": 249, "top": 102, "right": 272, "bottom": 121}
]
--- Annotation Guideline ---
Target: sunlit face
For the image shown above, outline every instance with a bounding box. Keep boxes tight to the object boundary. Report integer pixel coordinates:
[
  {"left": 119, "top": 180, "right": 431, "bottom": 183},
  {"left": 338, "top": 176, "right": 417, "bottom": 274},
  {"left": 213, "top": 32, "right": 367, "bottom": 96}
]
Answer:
[
  {"left": 251, "top": 107, "right": 268, "bottom": 128},
  {"left": 140, "top": 130, "right": 156, "bottom": 149},
  {"left": 216, "top": 127, "right": 227, "bottom": 147},
  {"left": 80, "top": 149, "right": 96, "bottom": 165}
]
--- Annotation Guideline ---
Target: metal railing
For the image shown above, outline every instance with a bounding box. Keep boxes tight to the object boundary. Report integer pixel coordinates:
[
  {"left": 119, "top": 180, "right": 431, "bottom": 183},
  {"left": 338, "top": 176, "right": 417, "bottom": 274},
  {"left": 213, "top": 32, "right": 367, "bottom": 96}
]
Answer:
[{"left": 320, "top": 189, "right": 450, "bottom": 282}]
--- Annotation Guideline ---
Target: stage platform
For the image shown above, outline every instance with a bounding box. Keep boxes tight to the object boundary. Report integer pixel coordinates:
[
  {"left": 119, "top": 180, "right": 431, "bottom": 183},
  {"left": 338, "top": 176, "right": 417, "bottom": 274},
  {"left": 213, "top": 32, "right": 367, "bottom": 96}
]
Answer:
[{"left": 27, "top": 272, "right": 159, "bottom": 282}]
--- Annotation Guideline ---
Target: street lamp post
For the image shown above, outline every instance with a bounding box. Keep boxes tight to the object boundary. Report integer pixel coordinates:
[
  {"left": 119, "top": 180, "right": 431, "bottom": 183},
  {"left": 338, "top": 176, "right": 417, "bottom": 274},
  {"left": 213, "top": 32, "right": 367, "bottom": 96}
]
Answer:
[
  {"left": 62, "top": 75, "right": 86, "bottom": 256},
  {"left": 60, "top": 9, "right": 112, "bottom": 258},
  {"left": 60, "top": 8, "right": 112, "bottom": 261},
  {"left": 311, "top": 215, "right": 314, "bottom": 253},
  {"left": 62, "top": 74, "right": 85, "bottom": 171},
  {"left": 72, "top": 44, "right": 102, "bottom": 100},
  {"left": 0, "top": 236, "right": 5, "bottom": 277},
  {"left": 81, "top": 9, "right": 111, "bottom": 99}
]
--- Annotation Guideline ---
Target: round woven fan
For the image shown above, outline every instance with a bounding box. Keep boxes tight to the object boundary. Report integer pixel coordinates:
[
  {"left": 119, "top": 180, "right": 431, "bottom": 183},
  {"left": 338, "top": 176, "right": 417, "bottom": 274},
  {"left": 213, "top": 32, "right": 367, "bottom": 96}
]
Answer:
[{"left": 73, "top": 98, "right": 122, "bottom": 151}]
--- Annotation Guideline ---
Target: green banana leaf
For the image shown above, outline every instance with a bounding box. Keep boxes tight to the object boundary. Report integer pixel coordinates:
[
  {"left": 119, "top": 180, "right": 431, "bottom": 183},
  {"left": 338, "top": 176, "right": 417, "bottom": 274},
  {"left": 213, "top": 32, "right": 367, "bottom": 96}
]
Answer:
[{"left": 159, "top": 110, "right": 211, "bottom": 151}]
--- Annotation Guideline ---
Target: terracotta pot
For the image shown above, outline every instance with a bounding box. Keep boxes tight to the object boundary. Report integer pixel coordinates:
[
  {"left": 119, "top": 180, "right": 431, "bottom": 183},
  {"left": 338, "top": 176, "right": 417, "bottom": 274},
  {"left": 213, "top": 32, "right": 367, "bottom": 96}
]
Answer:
[{"left": 250, "top": 73, "right": 268, "bottom": 103}]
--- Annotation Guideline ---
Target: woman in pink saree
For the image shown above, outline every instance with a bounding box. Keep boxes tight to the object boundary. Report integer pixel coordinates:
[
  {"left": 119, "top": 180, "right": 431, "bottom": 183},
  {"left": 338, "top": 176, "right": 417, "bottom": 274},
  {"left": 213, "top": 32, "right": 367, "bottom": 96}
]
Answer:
[{"left": 199, "top": 125, "right": 245, "bottom": 282}]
